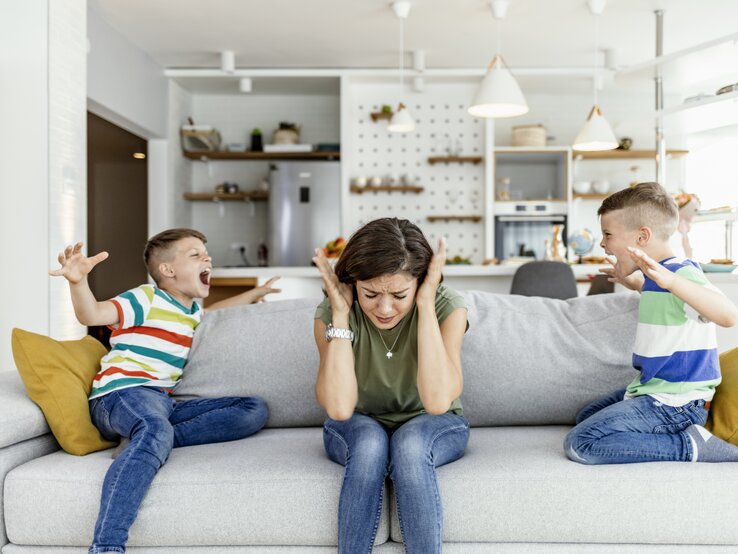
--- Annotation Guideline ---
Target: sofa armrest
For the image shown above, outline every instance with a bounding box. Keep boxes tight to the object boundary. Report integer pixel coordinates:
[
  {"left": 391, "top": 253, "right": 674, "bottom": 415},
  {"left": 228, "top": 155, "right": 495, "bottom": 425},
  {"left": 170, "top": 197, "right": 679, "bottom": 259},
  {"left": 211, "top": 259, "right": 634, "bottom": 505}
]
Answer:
[{"left": 0, "top": 371, "right": 50, "bottom": 448}]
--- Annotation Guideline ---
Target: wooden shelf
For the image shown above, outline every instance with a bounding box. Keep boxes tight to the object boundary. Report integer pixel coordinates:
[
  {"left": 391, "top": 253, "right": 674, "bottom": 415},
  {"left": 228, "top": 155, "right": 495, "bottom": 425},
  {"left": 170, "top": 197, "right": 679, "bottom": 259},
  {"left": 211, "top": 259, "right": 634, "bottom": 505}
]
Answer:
[
  {"left": 427, "top": 215, "right": 482, "bottom": 223},
  {"left": 370, "top": 111, "right": 393, "bottom": 121},
  {"left": 183, "top": 150, "right": 340, "bottom": 161},
  {"left": 350, "top": 185, "right": 424, "bottom": 194},
  {"left": 574, "top": 149, "right": 688, "bottom": 160},
  {"left": 427, "top": 156, "right": 483, "bottom": 165},
  {"left": 573, "top": 193, "right": 610, "bottom": 200},
  {"left": 183, "top": 191, "right": 269, "bottom": 202}
]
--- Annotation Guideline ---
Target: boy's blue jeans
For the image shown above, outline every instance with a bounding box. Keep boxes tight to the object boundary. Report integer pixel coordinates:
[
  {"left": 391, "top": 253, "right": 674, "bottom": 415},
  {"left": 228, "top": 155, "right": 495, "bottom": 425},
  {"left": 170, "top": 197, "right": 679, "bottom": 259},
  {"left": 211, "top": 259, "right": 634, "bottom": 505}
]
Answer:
[
  {"left": 87, "top": 386, "right": 268, "bottom": 554},
  {"left": 323, "top": 412, "right": 469, "bottom": 554},
  {"left": 564, "top": 388, "right": 708, "bottom": 464}
]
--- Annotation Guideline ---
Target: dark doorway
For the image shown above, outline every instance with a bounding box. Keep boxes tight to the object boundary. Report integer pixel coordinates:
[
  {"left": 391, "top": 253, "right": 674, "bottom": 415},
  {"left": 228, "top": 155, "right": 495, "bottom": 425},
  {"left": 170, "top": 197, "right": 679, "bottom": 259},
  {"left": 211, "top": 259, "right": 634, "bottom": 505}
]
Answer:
[{"left": 87, "top": 112, "right": 148, "bottom": 347}]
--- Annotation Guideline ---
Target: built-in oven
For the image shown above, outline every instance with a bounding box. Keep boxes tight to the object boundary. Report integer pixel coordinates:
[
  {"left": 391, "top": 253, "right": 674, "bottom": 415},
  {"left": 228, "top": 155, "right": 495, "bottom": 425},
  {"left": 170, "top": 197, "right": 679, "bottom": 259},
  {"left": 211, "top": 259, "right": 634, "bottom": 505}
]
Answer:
[{"left": 494, "top": 201, "right": 567, "bottom": 261}]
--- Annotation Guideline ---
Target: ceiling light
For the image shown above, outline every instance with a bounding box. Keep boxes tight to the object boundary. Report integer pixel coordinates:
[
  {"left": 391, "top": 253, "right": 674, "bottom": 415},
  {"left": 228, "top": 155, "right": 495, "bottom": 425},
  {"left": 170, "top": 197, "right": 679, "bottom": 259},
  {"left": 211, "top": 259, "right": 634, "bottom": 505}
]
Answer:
[
  {"left": 388, "top": 1, "right": 415, "bottom": 133},
  {"left": 573, "top": 0, "right": 618, "bottom": 151},
  {"left": 468, "top": 0, "right": 529, "bottom": 119}
]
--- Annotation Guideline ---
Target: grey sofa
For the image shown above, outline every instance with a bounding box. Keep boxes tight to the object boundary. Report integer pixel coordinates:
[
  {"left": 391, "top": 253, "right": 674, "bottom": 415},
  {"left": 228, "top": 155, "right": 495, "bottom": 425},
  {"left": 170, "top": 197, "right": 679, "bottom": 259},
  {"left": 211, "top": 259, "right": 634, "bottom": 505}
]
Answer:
[{"left": 3, "top": 291, "right": 738, "bottom": 553}]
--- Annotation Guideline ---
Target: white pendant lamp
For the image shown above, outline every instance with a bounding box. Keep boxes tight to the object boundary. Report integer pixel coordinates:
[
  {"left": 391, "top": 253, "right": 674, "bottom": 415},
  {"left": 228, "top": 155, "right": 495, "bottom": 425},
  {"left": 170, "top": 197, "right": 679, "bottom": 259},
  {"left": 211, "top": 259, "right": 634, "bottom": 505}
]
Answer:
[
  {"left": 468, "top": 0, "right": 528, "bottom": 119},
  {"left": 388, "top": 1, "right": 415, "bottom": 133},
  {"left": 573, "top": 0, "right": 618, "bottom": 151}
]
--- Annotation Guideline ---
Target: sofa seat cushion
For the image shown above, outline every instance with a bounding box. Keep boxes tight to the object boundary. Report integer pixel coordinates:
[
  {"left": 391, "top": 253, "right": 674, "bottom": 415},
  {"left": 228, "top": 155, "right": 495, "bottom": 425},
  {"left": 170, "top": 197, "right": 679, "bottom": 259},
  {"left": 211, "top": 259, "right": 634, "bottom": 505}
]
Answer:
[
  {"left": 4, "top": 428, "right": 389, "bottom": 547},
  {"left": 391, "top": 426, "right": 738, "bottom": 546}
]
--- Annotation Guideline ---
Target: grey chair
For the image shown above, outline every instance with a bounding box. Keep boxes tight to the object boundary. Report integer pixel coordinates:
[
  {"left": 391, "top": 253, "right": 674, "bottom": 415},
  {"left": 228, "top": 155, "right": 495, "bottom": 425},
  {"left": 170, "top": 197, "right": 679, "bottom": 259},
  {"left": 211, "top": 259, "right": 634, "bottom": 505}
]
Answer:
[
  {"left": 510, "top": 261, "right": 578, "bottom": 300},
  {"left": 586, "top": 274, "right": 615, "bottom": 295}
]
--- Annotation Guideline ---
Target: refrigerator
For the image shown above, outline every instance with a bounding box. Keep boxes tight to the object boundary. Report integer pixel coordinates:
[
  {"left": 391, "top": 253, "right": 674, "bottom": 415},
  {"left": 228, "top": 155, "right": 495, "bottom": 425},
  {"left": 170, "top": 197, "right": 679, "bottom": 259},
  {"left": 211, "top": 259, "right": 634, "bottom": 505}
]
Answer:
[{"left": 268, "top": 161, "right": 341, "bottom": 267}]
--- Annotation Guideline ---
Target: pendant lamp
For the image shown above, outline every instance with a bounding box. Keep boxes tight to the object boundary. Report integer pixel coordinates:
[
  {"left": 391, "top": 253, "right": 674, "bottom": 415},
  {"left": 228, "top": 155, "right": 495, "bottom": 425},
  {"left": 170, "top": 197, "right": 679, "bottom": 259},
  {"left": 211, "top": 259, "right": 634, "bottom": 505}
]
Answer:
[
  {"left": 573, "top": 0, "right": 618, "bottom": 151},
  {"left": 388, "top": 1, "right": 415, "bottom": 133},
  {"left": 468, "top": 0, "right": 528, "bottom": 119}
]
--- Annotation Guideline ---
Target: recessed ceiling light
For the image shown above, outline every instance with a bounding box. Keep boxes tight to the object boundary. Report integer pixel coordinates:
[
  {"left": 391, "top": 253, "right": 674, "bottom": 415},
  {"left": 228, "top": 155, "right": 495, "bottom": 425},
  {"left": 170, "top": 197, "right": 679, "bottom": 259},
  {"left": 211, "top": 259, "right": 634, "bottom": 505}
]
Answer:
[{"left": 132, "top": 152, "right": 146, "bottom": 159}]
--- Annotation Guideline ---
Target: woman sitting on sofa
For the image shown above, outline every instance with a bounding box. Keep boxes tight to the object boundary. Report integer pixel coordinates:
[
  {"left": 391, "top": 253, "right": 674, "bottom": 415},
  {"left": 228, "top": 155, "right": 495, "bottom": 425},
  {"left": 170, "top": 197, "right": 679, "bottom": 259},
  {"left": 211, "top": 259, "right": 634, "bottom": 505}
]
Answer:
[{"left": 313, "top": 217, "right": 469, "bottom": 554}]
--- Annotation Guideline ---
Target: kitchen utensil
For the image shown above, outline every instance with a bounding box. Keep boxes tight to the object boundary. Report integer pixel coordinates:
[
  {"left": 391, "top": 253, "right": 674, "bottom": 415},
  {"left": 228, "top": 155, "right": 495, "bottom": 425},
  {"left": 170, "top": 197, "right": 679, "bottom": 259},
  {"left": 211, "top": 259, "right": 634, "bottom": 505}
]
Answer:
[{"left": 573, "top": 181, "right": 592, "bottom": 194}]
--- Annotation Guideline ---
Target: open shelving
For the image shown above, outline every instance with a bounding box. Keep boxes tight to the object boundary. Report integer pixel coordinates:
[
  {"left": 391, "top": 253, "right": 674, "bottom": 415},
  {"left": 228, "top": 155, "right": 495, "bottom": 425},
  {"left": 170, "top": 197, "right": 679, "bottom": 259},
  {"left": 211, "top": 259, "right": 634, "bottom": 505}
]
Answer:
[
  {"left": 370, "top": 111, "right": 393, "bottom": 121},
  {"left": 427, "top": 156, "right": 483, "bottom": 165},
  {"left": 575, "top": 149, "right": 688, "bottom": 160},
  {"left": 183, "top": 150, "right": 340, "bottom": 161},
  {"left": 427, "top": 215, "right": 482, "bottom": 223},
  {"left": 350, "top": 185, "right": 424, "bottom": 194},
  {"left": 183, "top": 191, "right": 269, "bottom": 202}
]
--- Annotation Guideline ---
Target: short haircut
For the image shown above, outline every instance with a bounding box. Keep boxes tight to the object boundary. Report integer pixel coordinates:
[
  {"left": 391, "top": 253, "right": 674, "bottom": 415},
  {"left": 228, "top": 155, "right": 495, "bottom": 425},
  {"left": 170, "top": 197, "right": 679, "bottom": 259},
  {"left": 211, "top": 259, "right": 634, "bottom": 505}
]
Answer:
[
  {"left": 143, "top": 228, "right": 207, "bottom": 285},
  {"left": 334, "top": 218, "right": 438, "bottom": 289},
  {"left": 597, "top": 182, "right": 679, "bottom": 240}
]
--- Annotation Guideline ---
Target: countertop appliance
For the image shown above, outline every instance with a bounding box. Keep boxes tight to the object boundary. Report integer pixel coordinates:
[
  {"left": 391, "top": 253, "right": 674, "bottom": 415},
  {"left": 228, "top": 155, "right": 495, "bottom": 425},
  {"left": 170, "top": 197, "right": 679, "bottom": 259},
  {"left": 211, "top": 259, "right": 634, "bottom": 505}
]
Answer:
[{"left": 268, "top": 161, "right": 341, "bottom": 266}]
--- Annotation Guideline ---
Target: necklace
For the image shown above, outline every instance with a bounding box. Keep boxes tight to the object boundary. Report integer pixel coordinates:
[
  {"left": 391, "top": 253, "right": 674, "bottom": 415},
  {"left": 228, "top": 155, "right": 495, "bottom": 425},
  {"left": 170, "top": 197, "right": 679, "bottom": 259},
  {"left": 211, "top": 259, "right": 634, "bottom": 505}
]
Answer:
[{"left": 377, "top": 316, "right": 408, "bottom": 359}]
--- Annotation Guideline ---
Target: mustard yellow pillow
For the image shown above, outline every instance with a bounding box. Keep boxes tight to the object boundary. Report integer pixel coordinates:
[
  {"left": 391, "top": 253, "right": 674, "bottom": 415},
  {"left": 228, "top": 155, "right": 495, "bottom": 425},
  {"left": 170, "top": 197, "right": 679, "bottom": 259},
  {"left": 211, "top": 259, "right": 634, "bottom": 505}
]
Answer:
[
  {"left": 706, "top": 347, "right": 738, "bottom": 446},
  {"left": 11, "top": 328, "right": 117, "bottom": 455}
]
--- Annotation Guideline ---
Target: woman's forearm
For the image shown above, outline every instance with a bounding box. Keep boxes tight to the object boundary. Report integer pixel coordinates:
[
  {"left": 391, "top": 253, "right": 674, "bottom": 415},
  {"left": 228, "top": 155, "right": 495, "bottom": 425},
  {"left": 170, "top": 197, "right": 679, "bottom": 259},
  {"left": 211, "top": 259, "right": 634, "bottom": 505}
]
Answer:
[
  {"left": 315, "top": 317, "right": 358, "bottom": 420},
  {"left": 416, "top": 302, "right": 463, "bottom": 415}
]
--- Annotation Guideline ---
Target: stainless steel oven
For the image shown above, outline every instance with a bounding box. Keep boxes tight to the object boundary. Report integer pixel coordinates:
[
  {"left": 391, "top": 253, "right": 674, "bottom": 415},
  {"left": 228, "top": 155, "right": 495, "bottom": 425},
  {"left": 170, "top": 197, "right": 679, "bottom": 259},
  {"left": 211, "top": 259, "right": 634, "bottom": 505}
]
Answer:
[{"left": 494, "top": 202, "right": 567, "bottom": 261}]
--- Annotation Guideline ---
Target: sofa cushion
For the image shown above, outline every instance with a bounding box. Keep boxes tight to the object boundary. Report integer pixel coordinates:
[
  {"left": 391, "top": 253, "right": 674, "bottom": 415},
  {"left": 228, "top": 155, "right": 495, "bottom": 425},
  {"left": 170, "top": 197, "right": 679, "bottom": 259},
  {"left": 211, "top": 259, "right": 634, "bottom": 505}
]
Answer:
[
  {"left": 0, "top": 371, "right": 50, "bottom": 449},
  {"left": 10, "top": 329, "right": 116, "bottom": 455},
  {"left": 460, "top": 291, "right": 640, "bottom": 426},
  {"left": 706, "top": 346, "right": 738, "bottom": 445},
  {"left": 390, "top": 426, "right": 738, "bottom": 545},
  {"left": 177, "top": 299, "right": 325, "bottom": 427},
  {"left": 3, "top": 428, "right": 390, "bottom": 547}
]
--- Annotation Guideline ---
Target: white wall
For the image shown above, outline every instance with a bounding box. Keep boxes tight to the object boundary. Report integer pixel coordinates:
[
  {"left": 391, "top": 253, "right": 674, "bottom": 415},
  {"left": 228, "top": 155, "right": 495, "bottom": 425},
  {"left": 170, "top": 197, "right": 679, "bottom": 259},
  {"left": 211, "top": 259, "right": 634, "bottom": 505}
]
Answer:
[
  {"left": 86, "top": 5, "right": 167, "bottom": 139},
  {"left": 0, "top": 0, "right": 88, "bottom": 373}
]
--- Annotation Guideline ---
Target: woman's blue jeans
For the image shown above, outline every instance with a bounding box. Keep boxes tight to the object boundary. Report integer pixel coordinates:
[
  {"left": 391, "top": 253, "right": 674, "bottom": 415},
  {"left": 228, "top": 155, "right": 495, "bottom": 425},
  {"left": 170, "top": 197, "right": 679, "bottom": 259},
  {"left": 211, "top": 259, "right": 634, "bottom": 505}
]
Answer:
[
  {"left": 564, "top": 388, "right": 708, "bottom": 464},
  {"left": 323, "top": 412, "right": 469, "bottom": 554},
  {"left": 87, "top": 386, "right": 269, "bottom": 553}
]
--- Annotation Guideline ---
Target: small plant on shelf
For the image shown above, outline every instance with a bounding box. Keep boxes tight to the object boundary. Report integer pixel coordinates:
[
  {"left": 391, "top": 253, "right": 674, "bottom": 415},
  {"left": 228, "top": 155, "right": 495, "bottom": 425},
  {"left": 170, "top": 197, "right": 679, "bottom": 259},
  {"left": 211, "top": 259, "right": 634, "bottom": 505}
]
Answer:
[
  {"left": 250, "top": 128, "right": 263, "bottom": 152},
  {"left": 370, "top": 105, "right": 394, "bottom": 122}
]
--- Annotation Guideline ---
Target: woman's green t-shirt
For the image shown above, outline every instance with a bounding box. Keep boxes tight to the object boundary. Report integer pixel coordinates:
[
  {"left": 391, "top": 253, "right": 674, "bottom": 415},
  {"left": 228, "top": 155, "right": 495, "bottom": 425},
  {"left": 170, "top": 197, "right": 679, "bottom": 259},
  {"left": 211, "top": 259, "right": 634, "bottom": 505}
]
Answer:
[{"left": 315, "top": 284, "right": 468, "bottom": 428}]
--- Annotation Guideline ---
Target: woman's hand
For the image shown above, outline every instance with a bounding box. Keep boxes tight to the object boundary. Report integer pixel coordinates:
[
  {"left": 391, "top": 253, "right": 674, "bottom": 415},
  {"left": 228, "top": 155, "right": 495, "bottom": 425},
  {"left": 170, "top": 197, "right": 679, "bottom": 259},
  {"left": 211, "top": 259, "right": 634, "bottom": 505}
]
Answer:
[
  {"left": 49, "top": 242, "right": 109, "bottom": 285},
  {"left": 416, "top": 237, "right": 446, "bottom": 306},
  {"left": 599, "top": 255, "right": 644, "bottom": 291},
  {"left": 313, "top": 248, "right": 353, "bottom": 316}
]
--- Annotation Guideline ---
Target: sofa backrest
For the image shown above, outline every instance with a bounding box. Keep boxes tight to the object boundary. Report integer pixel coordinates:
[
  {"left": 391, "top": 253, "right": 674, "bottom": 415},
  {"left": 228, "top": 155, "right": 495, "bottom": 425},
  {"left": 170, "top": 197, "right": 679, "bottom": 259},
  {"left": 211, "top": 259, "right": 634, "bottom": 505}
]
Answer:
[{"left": 179, "top": 291, "right": 639, "bottom": 428}]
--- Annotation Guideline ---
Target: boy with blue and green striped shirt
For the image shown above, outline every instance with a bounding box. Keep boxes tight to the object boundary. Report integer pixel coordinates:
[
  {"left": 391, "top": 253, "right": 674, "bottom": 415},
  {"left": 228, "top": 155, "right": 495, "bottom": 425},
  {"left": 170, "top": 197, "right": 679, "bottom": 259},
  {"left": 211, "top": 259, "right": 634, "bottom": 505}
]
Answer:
[
  {"left": 565, "top": 182, "right": 738, "bottom": 464},
  {"left": 51, "top": 229, "right": 280, "bottom": 553}
]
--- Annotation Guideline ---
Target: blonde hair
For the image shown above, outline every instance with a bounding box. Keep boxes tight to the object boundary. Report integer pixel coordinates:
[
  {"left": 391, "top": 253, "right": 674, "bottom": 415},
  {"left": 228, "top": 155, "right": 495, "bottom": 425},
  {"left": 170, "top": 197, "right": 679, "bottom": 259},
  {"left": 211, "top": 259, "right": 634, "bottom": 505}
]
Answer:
[
  {"left": 597, "top": 182, "right": 678, "bottom": 240},
  {"left": 143, "top": 228, "right": 207, "bottom": 285}
]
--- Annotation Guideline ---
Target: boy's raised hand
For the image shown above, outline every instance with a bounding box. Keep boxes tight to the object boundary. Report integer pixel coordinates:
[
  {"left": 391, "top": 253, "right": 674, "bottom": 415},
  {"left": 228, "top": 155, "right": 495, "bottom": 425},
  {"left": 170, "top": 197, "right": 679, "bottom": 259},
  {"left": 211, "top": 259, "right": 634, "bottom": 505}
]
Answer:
[
  {"left": 628, "top": 247, "right": 675, "bottom": 290},
  {"left": 250, "top": 276, "right": 282, "bottom": 303},
  {"left": 49, "top": 242, "right": 109, "bottom": 284}
]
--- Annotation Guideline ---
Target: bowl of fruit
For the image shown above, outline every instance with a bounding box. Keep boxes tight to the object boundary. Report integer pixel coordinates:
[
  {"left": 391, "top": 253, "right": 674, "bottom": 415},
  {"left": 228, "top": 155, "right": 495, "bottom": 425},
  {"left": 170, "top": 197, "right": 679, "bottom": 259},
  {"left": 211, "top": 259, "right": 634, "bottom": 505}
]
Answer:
[{"left": 322, "top": 237, "right": 346, "bottom": 259}]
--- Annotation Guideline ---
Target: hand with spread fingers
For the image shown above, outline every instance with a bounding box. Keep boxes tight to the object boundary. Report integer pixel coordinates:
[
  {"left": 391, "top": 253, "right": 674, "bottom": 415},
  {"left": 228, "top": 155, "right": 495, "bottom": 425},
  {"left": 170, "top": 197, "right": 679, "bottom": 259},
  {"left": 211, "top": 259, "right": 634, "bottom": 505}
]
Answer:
[
  {"left": 251, "top": 276, "right": 282, "bottom": 303},
  {"left": 628, "top": 246, "right": 675, "bottom": 290},
  {"left": 417, "top": 237, "right": 446, "bottom": 306},
  {"left": 313, "top": 247, "right": 353, "bottom": 316},
  {"left": 599, "top": 255, "right": 645, "bottom": 291},
  {"left": 49, "top": 242, "right": 109, "bottom": 284}
]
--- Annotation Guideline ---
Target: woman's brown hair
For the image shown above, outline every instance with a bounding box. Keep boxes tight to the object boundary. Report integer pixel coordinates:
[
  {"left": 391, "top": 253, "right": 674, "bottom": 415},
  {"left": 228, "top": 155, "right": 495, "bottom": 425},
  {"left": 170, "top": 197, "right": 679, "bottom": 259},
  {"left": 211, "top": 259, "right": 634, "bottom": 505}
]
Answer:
[{"left": 334, "top": 218, "right": 437, "bottom": 287}]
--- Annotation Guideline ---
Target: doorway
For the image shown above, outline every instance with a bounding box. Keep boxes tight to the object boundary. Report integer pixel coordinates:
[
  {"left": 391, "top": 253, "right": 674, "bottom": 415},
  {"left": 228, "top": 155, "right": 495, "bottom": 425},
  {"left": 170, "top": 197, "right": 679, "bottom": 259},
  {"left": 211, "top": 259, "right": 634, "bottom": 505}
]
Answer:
[{"left": 87, "top": 112, "right": 148, "bottom": 346}]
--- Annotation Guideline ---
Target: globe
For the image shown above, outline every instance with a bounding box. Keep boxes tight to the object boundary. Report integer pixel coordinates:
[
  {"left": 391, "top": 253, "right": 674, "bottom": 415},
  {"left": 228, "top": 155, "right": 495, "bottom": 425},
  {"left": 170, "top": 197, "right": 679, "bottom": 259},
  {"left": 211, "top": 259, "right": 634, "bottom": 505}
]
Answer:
[{"left": 568, "top": 228, "right": 595, "bottom": 262}]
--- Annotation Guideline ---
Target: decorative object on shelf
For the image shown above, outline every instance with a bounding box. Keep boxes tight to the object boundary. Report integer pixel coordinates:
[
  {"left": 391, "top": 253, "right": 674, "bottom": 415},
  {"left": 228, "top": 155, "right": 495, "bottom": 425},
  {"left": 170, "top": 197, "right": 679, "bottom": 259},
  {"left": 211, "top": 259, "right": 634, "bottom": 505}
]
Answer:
[
  {"left": 716, "top": 82, "right": 738, "bottom": 95},
  {"left": 215, "top": 183, "right": 226, "bottom": 194},
  {"left": 226, "top": 182, "right": 239, "bottom": 194},
  {"left": 322, "top": 237, "right": 346, "bottom": 259},
  {"left": 592, "top": 179, "right": 610, "bottom": 194},
  {"left": 257, "top": 240, "right": 269, "bottom": 267},
  {"left": 250, "top": 128, "right": 263, "bottom": 152},
  {"left": 180, "top": 122, "right": 222, "bottom": 152},
  {"left": 370, "top": 110, "right": 393, "bottom": 122},
  {"left": 353, "top": 176, "right": 368, "bottom": 188},
  {"left": 568, "top": 228, "right": 596, "bottom": 264},
  {"left": 544, "top": 224, "right": 567, "bottom": 262},
  {"left": 272, "top": 122, "right": 300, "bottom": 145},
  {"left": 617, "top": 137, "right": 633, "bottom": 150},
  {"left": 628, "top": 165, "right": 641, "bottom": 187},
  {"left": 258, "top": 178, "right": 270, "bottom": 192},
  {"left": 263, "top": 143, "right": 313, "bottom": 153},
  {"left": 388, "top": 2, "right": 415, "bottom": 133},
  {"left": 385, "top": 173, "right": 399, "bottom": 186},
  {"left": 225, "top": 143, "right": 246, "bottom": 152},
  {"left": 674, "top": 191, "right": 701, "bottom": 259},
  {"left": 468, "top": 0, "right": 528, "bottom": 118},
  {"left": 316, "top": 143, "right": 340, "bottom": 152},
  {"left": 573, "top": 181, "right": 592, "bottom": 194},
  {"left": 573, "top": 0, "right": 618, "bottom": 152},
  {"left": 369, "top": 176, "right": 383, "bottom": 187},
  {"left": 700, "top": 261, "right": 736, "bottom": 273},
  {"left": 512, "top": 124, "right": 546, "bottom": 147},
  {"left": 446, "top": 255, "right": 472, "bottom": 265},
  {"left": 497, "top": 176, "right": 511, "bottom": 200}
]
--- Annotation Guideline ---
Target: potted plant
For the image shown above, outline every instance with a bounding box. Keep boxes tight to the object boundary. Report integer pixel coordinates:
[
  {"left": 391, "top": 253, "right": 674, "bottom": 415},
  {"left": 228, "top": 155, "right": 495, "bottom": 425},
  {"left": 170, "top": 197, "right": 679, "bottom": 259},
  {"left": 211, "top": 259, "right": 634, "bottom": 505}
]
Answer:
[{"left": 250, "top": 128, "right": 263, "bottom": 152}]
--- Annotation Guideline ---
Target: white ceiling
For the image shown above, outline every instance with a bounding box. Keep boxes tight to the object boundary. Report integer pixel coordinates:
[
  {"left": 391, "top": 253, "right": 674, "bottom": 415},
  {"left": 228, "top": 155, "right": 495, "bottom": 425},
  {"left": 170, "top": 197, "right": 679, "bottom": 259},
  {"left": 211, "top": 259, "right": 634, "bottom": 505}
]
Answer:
[{"left": 89, "top": 0, "right": 738, "bottom": 94}]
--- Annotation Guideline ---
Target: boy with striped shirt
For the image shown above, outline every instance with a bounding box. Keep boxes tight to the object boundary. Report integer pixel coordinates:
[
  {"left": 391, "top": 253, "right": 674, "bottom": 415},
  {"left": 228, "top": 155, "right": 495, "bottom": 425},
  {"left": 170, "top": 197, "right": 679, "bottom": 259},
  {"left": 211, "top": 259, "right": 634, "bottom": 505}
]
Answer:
[
  {"left": 51, "top": 228, "right": 280, "bottom": 554},
  {"left": 565, "top": 182, "right": 738, "bottom": 464}
]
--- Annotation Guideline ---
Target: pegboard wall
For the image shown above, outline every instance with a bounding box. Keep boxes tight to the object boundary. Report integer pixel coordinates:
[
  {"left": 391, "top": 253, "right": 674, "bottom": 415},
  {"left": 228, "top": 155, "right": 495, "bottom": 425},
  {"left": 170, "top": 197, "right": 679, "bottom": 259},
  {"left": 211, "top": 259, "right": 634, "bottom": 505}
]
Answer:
[{"left": 346, "top": 81, "right": 487, "bottom": 263}]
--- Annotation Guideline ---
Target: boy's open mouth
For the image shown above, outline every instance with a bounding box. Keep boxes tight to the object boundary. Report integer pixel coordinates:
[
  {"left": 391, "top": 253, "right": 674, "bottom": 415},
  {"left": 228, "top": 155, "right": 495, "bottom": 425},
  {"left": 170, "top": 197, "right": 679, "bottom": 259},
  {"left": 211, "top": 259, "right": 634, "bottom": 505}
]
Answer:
[{"left": 199, "top": 268, "right": 211, "bottom": 286}]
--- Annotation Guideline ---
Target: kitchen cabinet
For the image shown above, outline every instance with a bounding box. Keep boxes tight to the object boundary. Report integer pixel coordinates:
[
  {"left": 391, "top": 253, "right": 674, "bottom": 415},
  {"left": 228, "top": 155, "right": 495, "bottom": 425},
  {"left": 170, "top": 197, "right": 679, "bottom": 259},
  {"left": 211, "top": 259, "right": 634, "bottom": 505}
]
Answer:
[{"left": 204, "top": 277, "right": 257, "bottom": 308}]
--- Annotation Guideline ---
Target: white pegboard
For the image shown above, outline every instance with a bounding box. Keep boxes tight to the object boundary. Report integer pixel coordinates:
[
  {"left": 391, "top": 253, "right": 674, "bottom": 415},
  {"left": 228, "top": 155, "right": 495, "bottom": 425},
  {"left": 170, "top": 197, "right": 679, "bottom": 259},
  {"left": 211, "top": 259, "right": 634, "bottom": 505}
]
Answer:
[{"left": 346, "top": 81, "right": 487, "bottom": 263}]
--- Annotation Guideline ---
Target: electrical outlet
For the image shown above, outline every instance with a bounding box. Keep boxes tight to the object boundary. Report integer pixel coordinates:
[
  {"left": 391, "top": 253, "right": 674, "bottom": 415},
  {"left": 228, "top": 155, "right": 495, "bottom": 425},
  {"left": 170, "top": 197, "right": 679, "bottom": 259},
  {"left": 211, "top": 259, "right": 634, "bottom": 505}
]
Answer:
[{"left": 230, "top": 242, "right": 246, "bottom": 251}]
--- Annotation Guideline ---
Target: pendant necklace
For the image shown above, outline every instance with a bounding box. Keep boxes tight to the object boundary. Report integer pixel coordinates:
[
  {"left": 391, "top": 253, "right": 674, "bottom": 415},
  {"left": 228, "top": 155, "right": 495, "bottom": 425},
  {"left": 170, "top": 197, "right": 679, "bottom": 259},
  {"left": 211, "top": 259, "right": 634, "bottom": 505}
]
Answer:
[{"left": 377, "top": 316, "right": 408, "bottom": 359}]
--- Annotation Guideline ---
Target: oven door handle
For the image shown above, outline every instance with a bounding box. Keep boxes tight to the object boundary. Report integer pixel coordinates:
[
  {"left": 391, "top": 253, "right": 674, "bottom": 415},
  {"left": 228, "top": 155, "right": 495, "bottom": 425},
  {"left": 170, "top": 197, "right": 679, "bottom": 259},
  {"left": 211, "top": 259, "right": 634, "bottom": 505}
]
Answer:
[{"left": 497, "top": 216, "right": 566, "bottom": 223}]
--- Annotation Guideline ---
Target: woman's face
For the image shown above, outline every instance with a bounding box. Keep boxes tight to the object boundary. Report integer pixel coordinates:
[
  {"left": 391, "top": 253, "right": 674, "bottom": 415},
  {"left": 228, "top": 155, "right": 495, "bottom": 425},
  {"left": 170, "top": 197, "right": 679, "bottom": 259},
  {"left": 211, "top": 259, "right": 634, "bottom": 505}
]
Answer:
[{"left": 356, "top": 271, "right": 418, "bottom": 329}]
